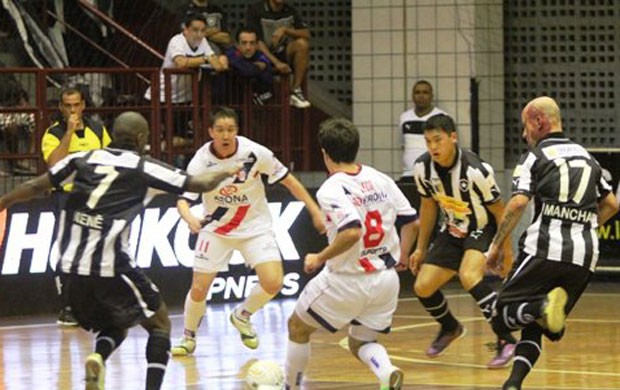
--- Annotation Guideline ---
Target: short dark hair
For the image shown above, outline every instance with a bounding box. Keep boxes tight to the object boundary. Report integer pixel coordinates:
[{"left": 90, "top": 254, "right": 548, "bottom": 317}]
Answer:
[
  {"left": 210, "top": 106, "right": 239, "bottom": 127},
  {"left": 60, "top": 87, "right": 84, "bottom": 101},
  {"left": 235, "top": 26, "right": 259, "bottom": 42},
  {"left": 318, "top": 118, "right": 359, "bottom": 163},
  {"left": 424, "top": 114, "right": 456, "bottom": 135},
  {"left": 184, "top": 12, "right": 207, "bottom": 27},
  {"left": 413, "top": 79, "right": 433, "bottom": 92}
]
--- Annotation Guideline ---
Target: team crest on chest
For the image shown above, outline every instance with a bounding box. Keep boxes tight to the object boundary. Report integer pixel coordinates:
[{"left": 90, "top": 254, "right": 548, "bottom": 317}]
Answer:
[{"left": 459, "top": 179, "right": 471, "bottom": 192}]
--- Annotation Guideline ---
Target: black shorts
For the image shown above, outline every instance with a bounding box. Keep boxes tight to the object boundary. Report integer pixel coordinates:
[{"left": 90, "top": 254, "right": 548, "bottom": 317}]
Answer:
[
  {"left": 425, "top": 225, "right": 495, "bottom": 271},
  {"left": 397, "top": 176, "right": 420, "bottom": 210},
  {"left": 65, "top": 268, "right": 162, "bottom": 332},
  {"left": 496, "top": 253, "right": 592, "bottom": 315}
]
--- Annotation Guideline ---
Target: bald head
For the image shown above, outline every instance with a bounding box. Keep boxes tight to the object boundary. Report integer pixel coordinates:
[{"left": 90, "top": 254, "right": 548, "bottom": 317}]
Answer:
[
  {"left": 521, "top": 96, "right": 563, "bottom": 147},
  {"left": 524, "top": 96, "right": 561, "bottom": 128},
  {"left": 112, "top": 111, "right": 149, "bottom": 153}
]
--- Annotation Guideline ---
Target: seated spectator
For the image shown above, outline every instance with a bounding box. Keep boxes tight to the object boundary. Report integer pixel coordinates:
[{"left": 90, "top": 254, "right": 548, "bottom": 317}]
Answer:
[
  {"left": 0, "top": 88, "right": 36, "bottom": 176},
  {"left": 144, "top": 13, "right": 227, "bottom": 142},
  {"left": 226, "top": 27, "right": 273, "bottom": 106},
  {"left": 179, "top": 0, "right": 233, "bottom": 54},
  {"left": 245, "top": 0, "right": 311, "bottom": 109}
]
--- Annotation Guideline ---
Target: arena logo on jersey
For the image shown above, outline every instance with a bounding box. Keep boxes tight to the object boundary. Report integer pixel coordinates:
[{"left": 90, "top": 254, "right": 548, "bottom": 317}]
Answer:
[{"left": 0, "top": 201, "right": 306, "bottom": 275}]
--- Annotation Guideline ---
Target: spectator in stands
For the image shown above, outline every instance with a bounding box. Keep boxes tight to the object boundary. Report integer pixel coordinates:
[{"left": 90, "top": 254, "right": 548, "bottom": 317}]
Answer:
[
  {"left": 41, "top": 87, "right": 112, "bottom": 327},
  {"left": 145, "top": 13, "right": 227, "bottom": 105},
  {"left": 0, "top": 87, "right": 35, "bottom": 176},
  {"left": 144, "top": 13, "right": 227, "bottom": 146},
  {"left": 179, "top": 0, "right": 233, "bottom": 53},
  {"left": 226, "top": 27, "right": 273, "bottom": 106},
  {"left": 245, "top": 0, "right": 311, "bottom": 109}
]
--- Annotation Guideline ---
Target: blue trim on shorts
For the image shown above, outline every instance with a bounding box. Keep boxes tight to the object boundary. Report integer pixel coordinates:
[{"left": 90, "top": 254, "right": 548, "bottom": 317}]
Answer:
[
  {"left": 350, "top": 319, "right": 392, "bottom": 334},
  {"left": 307, "top": 307, "right": 338, "bottom": 333}
]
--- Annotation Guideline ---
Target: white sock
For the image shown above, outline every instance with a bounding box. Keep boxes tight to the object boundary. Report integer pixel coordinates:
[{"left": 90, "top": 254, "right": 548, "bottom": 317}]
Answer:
[
  {"left": 285, "top": 340, "right": 310, "bottom": 389},
  {"left": 357, "top": 342, "right": 394, "bottom": 386},
  {"left": 183, "top": 293, "right": 205, "bottom": 338},
  {"left": 237, "top": 284, "right": 276, "bottom": 319}
]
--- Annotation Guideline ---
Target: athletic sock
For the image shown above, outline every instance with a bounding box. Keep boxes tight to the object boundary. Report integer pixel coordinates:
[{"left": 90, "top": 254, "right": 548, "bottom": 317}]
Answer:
[
  {"left": 469, "top": 281, "right": 517, "bottom": 344},
  {"left": 183, "top": 292, "right": 205, "bottom": 337},
  {"left": 285, "top": 340, "right": 310, "bottom": 389},
  {"left": 357, "top": 342, "right": 395, "bottom": 387},
  {"left": 237, "top": 284, "right": 276, "bottom": 319},
  {"left": 95, "top": 328, "right": 126, "bottom": 361},
  {"left": 505, "top": 326, "right": 543, "bottom": 389},
  {"left": 145, "top": 330, "right": 170, "bottom": 390},
  {"left": 418, "top": 290, "right": 459, "bottom": 331}
]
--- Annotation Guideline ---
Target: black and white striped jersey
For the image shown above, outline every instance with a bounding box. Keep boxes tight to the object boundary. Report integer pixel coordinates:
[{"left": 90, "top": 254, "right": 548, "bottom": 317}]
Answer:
[
  {"left": 412, "top": 147, "right": 501, "bottom": 238},
  {"left": 512, "top": 133, "right": 611, "bottom": 271},
  {"left": 48, "top": 148, "right": 189, "bottom": 277}
]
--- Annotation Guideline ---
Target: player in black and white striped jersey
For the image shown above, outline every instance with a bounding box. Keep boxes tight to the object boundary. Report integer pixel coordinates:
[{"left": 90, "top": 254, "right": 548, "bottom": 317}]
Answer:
[
  {"left": 486, "top": 96, "right": 618, "bottom": 390},
  {"left": 0, "top": 111, "right": 239, "bottom": 390},
  {"left": 410, "top": 113, "right": 518, "bottom": 368}
]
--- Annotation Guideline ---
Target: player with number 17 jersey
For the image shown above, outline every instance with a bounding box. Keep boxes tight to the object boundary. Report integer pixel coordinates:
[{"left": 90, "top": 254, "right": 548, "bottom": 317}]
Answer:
[
  {"left": 182, "top": 135, "right": 288, "bottom": 236},
  {"left": 317, "top": 164, "right": 417, "bottom": 274}
]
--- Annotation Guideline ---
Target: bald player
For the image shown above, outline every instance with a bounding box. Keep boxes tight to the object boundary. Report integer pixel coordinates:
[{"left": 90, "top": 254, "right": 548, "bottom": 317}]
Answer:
[
  {"left": 486, "top": 96, "right": 618, "bottom": 390},
  {"left": 0, "top": 111, "right": 239, "bottom": 390}
]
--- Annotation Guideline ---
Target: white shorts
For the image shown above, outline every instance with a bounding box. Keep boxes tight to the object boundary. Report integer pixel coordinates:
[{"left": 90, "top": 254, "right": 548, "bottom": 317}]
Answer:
[
  {"left": 193, "top": 231, "right": 281, "bottom": 273},
  {"left": 294, "top": 267, "right": 399, "bottom": 333}
]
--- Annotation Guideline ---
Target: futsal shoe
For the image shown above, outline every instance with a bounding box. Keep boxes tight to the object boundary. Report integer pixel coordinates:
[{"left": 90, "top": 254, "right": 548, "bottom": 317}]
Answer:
[
  {"left": 543, "top": 287, "right": 568, "bottom": 333},
  {"left": 57, "top": 306, "right": 79, "bottom": 327},
  {"left": 171, "top": 336, "right": 196, "bottom": 356},
  {"left": 381, "top": 366, "right": 404, "bottom": 390},
  {"left": 230, "top": 311, "right": 259, "bottom": 349},
  {"left": 487, "top": 339, "right": 516, "bottom": 368},
  {"left": 426, "top": 323, "right": 466, "bottom": 357},
  {"left": 85, "top": 353, "right": 105, "bottom": 390}
]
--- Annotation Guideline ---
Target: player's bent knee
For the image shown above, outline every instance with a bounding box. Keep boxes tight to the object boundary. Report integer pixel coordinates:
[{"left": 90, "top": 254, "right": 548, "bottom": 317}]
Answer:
[
  {"left": 261, "top": 280, "right": 283, "bottom": 295},
  {"left": 287, "top": 314, "right": 313, "bottom": 343},
  {"left": 190, "top": 285, "right": 209, "bottom": 301},
  {"left": 413, "top": 280, "right": 434, "bottom": 298}
]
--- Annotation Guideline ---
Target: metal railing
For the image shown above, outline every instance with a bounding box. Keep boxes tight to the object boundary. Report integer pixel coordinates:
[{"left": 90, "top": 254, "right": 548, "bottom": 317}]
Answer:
[{"left": 0, "top": 67, "right": 311, "bottom": 190}]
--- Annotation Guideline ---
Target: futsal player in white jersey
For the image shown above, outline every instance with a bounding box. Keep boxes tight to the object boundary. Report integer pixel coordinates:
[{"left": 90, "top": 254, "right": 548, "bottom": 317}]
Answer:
[
  {"left": 171, "top": 106, "right": 325, "bottom": 356},
  {"left": 285, "top": 118, "right": 419, "bottom": 390}
]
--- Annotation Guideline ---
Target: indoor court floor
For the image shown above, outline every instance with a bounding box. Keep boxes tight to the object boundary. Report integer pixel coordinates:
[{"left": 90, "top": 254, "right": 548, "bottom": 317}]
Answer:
[{"left": 1, "top": 280, "right": 619, "bottom": 390}]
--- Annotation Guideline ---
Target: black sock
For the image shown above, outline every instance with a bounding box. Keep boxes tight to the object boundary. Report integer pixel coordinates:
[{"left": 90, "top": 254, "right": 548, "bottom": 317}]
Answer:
[
  {"left": 504, "top": 326, "right": 543, "bottom": 389},
  {"left": 145, "top": 330, "right": 170, "bottom": 390},
  {"left": 496, "top": 299, "right": 545, "bottom": 333},
  {"left": 419, "top": 291, "right": 459, "bottom": 331},
  {"left": 96, "top": 328, "right": 126, "bottom": 361},
  {"left": 469, "top": 281, "right": 517, "bottom": 344}
]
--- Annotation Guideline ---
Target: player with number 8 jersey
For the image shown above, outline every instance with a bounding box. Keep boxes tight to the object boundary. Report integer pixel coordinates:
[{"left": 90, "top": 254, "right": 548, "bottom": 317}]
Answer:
[{"left": 285, "top": 118, "right": 418, "bottom": 390}]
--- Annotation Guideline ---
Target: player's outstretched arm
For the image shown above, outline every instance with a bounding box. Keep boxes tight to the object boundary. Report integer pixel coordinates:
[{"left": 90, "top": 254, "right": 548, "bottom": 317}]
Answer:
[
  {"left": 186, "top": 164, "right": 241, "bottom": 194},
  {"left": 279, "top": 173, "right": 326, "bottom": 234},
  {"left": 0, "top": 174, "right": 53, "bottom": 211}
]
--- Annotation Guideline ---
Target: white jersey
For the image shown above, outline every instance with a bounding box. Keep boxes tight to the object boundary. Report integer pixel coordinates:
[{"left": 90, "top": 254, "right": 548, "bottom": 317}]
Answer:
[
  {"left": 399, "top": 106, "right": 448, "bottom": 177},
  {"left": 317, "top": 165, "right": 417, "bottom": 274},
  {"left": 144, "top": 33, "right": 215, "bottom": 103},
  {"left": 182, "top": 136, "right": 288, "bottom": 237}
]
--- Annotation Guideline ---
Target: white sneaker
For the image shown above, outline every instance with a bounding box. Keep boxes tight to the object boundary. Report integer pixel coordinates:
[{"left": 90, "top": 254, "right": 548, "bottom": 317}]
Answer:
[
  {"left": 85, "top": 353, "right": 105, "bottom": 390},
  {"left": 230, "top": 311, "right": 259, "bottom": 349},
  {"left": 171, "top": 336, "right": 196, "bottom": 356},
  {"left": 289, "top": 88, "right": 311, "bottom": 108}
]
